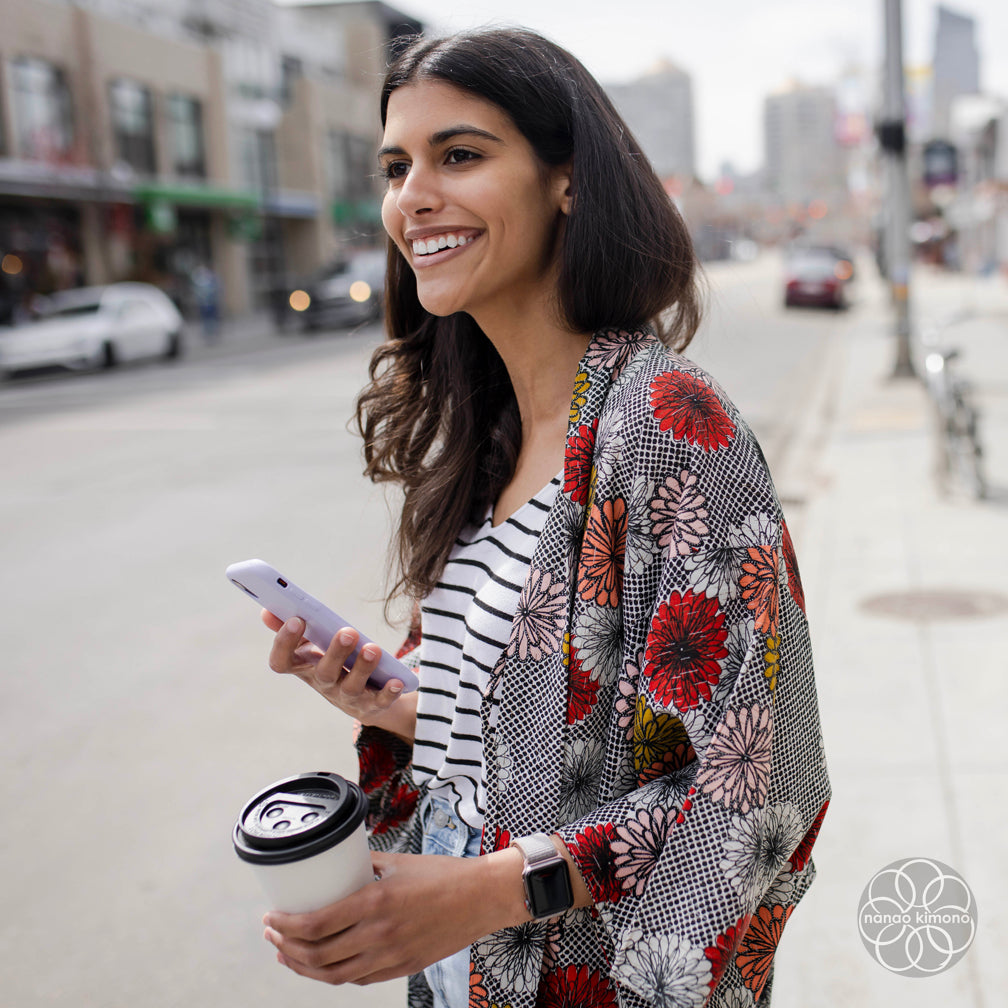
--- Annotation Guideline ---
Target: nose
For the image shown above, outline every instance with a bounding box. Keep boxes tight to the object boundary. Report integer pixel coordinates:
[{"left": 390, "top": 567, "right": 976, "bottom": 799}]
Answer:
[{"left": 394, "top": 162, "right": 442, "bottom": 218}]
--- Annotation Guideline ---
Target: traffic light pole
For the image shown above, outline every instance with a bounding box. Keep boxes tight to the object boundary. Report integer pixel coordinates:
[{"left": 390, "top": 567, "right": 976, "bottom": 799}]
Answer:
[{"left": 880, "top": 0, "right": 917, "bottom": 378}]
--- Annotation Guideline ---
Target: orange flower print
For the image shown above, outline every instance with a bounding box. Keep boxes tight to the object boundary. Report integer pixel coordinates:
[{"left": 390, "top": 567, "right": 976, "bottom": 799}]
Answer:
[
  {"left": 468, "top": 964, "right": 489, "bottom": 1008},
  {"left": 578, "top": 497, "right": 627, "bottom": 607},
  {"left": 736, "top": 904, "right": 793, "bottom": 1000},
  {"left": 739, "top": 546, "right": 779, "bottom": 634}
]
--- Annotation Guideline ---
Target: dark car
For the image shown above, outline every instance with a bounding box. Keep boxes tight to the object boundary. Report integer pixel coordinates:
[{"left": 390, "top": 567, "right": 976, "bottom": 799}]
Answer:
[
  {"left": 783, "top": 249, "right": 851, "bottom": 309},
  {"left": 289, "top": 250, "right": 386, "bottom": 331}
]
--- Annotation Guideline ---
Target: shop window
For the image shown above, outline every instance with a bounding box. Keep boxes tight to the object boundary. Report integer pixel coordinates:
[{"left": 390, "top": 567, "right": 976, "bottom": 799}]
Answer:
[
  {"left": 166, "top": 94, "right": 206, "bottom": 179},
  {"left": 326, "top": 130, "right": 377, "bottom": 203},
  {"left": 9, "top": 56, "right": 75, "bottom": 162},
  {"left": 109, "top": 78, "right": 157, "bottom": 175}
]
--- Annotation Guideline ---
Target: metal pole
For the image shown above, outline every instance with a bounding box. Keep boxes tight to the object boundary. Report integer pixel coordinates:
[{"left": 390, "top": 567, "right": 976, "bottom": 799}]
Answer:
[{"left": 881, "top": 0, "right": 916, "bottom": 378}]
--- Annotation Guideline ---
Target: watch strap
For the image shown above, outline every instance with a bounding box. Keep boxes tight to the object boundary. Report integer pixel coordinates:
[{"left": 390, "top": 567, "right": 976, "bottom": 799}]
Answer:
[{"left": 510, "top": 832, "right": 558, "bottom": 866}]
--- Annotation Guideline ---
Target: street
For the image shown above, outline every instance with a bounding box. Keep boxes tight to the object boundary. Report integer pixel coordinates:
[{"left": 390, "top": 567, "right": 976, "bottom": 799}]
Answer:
[{"left": 2, "top": 252, "right": 854, "bottom": 1007}]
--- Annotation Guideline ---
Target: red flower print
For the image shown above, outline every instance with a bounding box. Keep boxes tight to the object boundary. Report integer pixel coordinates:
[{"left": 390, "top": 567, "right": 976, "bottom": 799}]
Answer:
[
  {"left": 567, "top": 645, "right": 600, "bottom": 724},
  {"left": 577, "top": 497, "right": 627, "bottom": 607},
  {"left": 649, "top": 370, "right": 736, "bottom": 451},
  {"left": 564, "top": 420, "right": 597, "bottom": 505},
  {"left": 736, "top": 904, "right": 793, "bottom": 1000},
  {"left": 739, "top": 546, "right": 779, "bottom": 635},
  {"left": 570, "top": 822, "right": 624, "bottom": 903},
  {"left": 704, "top": 915, "right": 752, "bottom": 989},
  {"left": 468, "top": 965, "right": 489, "bottom": 1008},
  {"left": 539, "top": 963, "right": 619, "bottom": 1007},
  {"left": 644, "top": 591, "right": 729, "bottom": 709},
  {"left": 781, "top": 521, "right": 806, "bottom": 613},
  {"left": 491, "top": 824, "right": 513, "bottom": 853},
  {"left": 370, "top": 779, "right": 418, "bottom": 835},
  {"left": 790, "top": 799, "right": 828, "bottom": 871},
  {"left": 395, "top": 605, "right": 422, "bottom": 659},
  {"left": 358, "top": 736, "right": 396, "bottom": 793}
]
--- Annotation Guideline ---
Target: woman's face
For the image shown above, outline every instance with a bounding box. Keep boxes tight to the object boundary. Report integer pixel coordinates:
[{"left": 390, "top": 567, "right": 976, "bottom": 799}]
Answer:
[{"left": 379, "top": 80, "right": 571, "bottom": 323}]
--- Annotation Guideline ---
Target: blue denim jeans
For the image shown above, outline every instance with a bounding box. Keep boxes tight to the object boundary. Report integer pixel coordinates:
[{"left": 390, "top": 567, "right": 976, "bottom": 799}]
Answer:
[{"left": 419, "top": 790, "right": 483, "bottom": 1008}]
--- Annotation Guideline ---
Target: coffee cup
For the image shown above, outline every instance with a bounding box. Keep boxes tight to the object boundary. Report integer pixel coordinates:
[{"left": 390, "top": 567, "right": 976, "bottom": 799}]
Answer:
[{"left": 233, "top": 771, "right": 374, "bottom": 914}]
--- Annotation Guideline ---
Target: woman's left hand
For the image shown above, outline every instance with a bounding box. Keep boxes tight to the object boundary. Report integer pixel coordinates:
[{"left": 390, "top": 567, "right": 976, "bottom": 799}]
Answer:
[{"left": 262, "top": 849, "right": 528, "bottom": 986}]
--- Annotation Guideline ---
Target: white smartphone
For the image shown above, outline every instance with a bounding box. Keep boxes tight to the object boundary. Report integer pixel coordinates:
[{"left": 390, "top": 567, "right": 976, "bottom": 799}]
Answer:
[{"left": 226, "top": 558, "right": 419, "bottom": 693}]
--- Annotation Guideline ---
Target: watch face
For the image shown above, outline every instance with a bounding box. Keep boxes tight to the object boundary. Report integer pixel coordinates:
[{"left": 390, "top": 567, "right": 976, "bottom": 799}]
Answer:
[{"left": 526, "top": 859, "right": 573, "bottom": 918}]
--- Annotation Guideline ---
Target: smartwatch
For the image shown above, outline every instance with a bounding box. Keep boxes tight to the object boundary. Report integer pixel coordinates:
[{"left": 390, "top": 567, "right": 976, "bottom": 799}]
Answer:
[{"left": 510, "top": 832, "right": 574, "bottom": 920}]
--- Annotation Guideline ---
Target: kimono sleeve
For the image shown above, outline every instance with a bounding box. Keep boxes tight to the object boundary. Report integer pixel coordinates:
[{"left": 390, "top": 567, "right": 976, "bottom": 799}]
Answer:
[
  {"left": 354, "top": 606, "right": 424, "bottom": 853},
  {"left": 556, "top": 389, "right": 830, "bottom": 1005}
]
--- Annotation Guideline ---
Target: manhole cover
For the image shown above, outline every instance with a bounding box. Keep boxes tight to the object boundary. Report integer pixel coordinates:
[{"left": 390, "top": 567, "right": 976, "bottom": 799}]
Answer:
[{"left": 861, "top": 588, "right": 1008, "bottom": 621}]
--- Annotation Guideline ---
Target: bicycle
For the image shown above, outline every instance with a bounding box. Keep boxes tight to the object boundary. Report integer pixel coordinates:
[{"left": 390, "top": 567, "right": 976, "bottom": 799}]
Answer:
[{"left": 921, "top": 316, "right": 988, "bottom": 500}]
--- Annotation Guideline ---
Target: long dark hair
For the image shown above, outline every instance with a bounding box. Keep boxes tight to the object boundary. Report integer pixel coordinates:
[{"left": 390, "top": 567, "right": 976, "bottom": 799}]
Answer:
[{"left": 355, "top": 27, "right": 703, "bottom": 607}]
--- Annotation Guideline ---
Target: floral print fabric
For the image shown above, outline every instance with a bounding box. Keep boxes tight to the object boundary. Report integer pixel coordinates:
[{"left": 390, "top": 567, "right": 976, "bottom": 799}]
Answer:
[{"left": 357, "top": 328, "right": 830, "bottom": 1007}]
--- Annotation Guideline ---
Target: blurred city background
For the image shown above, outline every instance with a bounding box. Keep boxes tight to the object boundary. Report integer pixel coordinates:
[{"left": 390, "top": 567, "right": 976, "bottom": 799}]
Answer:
[
  {"left": 0, "top": 0, "right": 1005, "bottom": 327},
  {"left": 1, "top": 2, "right": 1006, "bottom": 1008}
]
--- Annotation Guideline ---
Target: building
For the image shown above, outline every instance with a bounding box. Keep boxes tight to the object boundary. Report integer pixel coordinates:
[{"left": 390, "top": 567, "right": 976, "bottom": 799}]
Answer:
[
  {"left": 763, "top": 83, "right": 847, "bottom": 208},
  {"left": 931, "top": 4, "right": 980, "bottom": 140},
  {"left": 0, "top": 0, "right": 421, "bottom": 322},
  {"left": 605, "top": 61, "right": 696, "bottom": 180}
]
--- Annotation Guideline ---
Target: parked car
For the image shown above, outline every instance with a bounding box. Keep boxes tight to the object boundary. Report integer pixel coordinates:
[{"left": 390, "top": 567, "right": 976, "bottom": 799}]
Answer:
[
  {"left": 783, "top": 249, "right": 851, "bottom": 309},
  {"left": 289, "top": 249, "right": 386, "bottom": 331},
  {"left": 0, "top": 282, "right": 184, "bottom": 376}
]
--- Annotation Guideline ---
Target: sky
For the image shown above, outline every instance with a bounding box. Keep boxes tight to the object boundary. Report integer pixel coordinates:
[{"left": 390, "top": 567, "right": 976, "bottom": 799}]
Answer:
[{"left": 373, "top": 0, "right": 1008, "bottom": 180}]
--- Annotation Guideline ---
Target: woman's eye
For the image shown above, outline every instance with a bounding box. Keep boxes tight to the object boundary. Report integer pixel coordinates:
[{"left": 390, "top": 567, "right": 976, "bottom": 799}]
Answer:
[
  {"left": 445, "top": 148, "right": 479, "bottom": 166},
  {"left": 381, "top": 161, "right": 409, "bottom": 181}
]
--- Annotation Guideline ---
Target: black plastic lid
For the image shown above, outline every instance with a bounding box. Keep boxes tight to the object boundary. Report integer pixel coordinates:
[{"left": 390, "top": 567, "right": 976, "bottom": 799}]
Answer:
[{"left": 233, "top": 772, "right": 367, "bottom": 866}]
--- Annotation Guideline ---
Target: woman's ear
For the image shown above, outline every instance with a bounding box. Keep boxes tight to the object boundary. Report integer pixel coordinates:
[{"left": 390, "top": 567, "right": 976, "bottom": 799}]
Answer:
[{"left": 552, "top": 164, "right": 574, "bottom": 216}]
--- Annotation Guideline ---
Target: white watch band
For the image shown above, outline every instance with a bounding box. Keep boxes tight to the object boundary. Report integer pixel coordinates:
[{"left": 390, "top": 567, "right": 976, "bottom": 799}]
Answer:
[{"left": 511, "top": 832, "right": 558, "bottom": 866}]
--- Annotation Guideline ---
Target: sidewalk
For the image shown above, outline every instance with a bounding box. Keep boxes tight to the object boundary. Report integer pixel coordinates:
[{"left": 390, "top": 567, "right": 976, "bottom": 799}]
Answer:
[{"left": 773, "top": 264, "right": 1007, "bottom": 1007}]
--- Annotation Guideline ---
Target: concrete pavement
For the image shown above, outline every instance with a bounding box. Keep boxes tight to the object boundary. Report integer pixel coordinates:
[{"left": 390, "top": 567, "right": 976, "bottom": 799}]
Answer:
[{"left": 772, "top": 261, "right": 1007, "bottom": 1008}]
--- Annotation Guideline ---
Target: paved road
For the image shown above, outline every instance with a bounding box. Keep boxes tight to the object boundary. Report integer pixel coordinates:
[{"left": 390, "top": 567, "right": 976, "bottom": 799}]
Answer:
[{"left": 0, "top": 253, "right": 856, "bottom": 1007}]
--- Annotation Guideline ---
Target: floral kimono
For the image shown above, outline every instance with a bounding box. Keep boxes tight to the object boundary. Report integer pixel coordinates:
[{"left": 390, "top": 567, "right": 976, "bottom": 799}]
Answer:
[{"left": 356, "top": 327, "right": 831, "bottom": 1007}]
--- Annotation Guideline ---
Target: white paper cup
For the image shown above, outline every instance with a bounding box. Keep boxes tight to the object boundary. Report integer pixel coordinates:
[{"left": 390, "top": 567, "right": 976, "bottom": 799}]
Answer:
[{"left": 233, "top": 771, "right": 374, "bottom": 914}]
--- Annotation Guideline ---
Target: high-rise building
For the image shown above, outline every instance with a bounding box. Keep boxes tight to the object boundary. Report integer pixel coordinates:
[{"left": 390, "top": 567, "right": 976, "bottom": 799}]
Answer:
[
  {"left": 605, "top": 61, "right": 696, "bottom": 180},
  {"left": 763, "top": 84, "right": 846, "bottom": 205},
  {"left": 931, "top": 4, "right": 980, "bottom": 138}
]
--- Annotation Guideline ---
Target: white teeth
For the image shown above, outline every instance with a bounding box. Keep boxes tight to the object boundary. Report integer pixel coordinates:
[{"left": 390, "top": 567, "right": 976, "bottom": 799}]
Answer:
[{"left": 411, "top": 233, "right": 472, "bottom": 255}]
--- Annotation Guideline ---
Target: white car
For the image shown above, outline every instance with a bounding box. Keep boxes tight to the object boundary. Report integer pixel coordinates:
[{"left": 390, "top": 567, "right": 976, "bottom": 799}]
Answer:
[{"left": 0, "top": 282, "right": 184, "bottom": 376}]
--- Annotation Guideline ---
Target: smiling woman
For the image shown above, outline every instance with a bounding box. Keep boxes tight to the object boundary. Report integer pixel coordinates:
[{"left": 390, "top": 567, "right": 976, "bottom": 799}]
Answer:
[{"left": 254, "top": 26, "right": 830, "bottom": 1008}]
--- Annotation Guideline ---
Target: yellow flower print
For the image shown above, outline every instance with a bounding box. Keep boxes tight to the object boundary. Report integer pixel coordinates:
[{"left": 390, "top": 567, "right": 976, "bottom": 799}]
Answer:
[
  {"left": 763, "top": 634, "right": 780, "bottom": 693},
  {"left": 570, "top": 370, "right": 590, "bottom": 423},
  {"left": 633, "top": 695, "right": 690, "bottom": 771}
]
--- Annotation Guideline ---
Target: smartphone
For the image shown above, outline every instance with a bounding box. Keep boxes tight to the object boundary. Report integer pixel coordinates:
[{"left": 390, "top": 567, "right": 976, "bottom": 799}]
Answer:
[{"left": 226, "top": 558, "right": 418, "bottom": 693}]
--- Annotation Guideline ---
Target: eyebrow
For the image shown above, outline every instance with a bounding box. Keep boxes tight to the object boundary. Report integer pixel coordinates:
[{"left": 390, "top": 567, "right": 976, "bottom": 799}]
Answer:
[{"left": 377, "top": 124, "right": 504, "bottom": 161}]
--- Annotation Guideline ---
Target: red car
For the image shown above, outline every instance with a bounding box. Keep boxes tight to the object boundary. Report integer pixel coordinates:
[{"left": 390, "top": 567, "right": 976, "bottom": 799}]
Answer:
[{"left": 784, "top": 249, "right": 852, "bottom": 309}]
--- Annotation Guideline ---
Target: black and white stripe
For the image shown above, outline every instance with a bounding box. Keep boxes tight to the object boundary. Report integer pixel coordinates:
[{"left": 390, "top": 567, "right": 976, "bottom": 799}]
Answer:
[{"left": 414, "top": 475, "right": 561, "bottom": 828}]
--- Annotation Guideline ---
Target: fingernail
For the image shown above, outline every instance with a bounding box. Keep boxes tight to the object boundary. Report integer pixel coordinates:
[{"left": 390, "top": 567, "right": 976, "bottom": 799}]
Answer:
[
  {"left": 362, "top": 644, "right": 379, "bottom": 661},
  {"left": 389, "top": 681, "right": 403, "bottom": 694},
  {"left": 284, "top": 618, "right": 303, "bottom": 633},
  {"left": 338, "top": 629, "right": 355, "bottom": 646}
]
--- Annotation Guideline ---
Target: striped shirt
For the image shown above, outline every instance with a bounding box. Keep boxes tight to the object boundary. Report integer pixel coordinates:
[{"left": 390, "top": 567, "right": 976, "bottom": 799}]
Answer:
[{"left": 414, "top": 475, "right": 561, "bottom": 828}]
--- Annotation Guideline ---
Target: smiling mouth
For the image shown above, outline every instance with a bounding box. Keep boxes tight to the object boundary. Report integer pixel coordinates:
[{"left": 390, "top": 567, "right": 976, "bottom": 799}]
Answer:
[{"left": 410, "top": 231, "right": 480, "bottom": 256}]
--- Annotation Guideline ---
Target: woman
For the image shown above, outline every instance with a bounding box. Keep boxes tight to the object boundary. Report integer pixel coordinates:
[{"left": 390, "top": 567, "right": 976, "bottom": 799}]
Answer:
[{"left": 260, "top": 27, "right": 830, "bottom": 1008}]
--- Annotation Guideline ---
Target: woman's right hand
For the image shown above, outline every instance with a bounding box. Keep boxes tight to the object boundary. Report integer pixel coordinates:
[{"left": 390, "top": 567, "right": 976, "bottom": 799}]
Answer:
[{"left": 262, "top": 611, "right": 416, "bottom": 741}]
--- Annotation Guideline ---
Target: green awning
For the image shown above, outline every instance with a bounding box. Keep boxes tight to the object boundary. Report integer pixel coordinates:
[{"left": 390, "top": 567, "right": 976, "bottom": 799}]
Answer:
[{"left": 133, "top": 181, "right": 261, "bottom": 211}]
